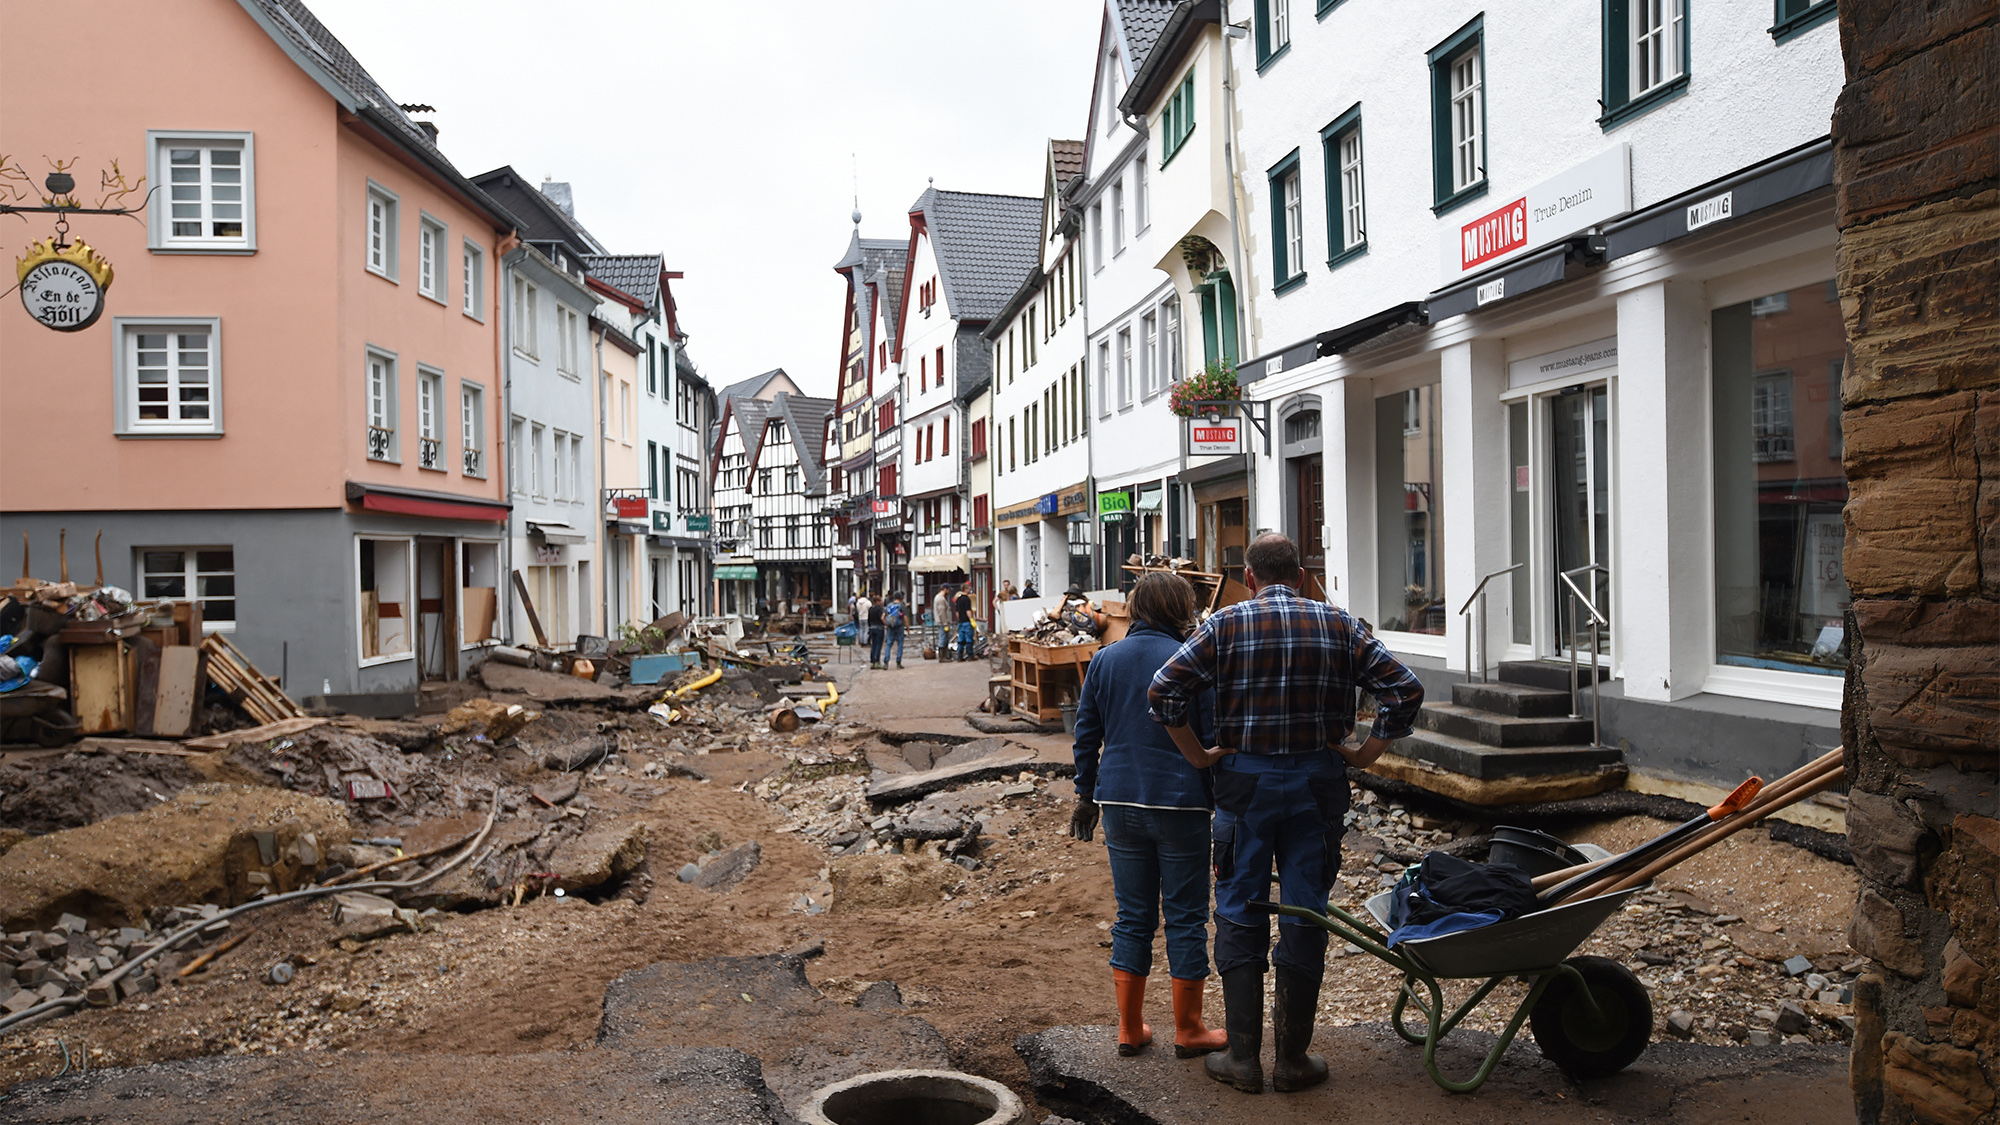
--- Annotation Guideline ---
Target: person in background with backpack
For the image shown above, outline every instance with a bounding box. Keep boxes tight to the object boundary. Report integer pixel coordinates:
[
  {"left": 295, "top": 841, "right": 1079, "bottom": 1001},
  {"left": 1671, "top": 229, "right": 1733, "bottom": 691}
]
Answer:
[{"left": 883, "top": 592, "right": 908, "bottom": 669}]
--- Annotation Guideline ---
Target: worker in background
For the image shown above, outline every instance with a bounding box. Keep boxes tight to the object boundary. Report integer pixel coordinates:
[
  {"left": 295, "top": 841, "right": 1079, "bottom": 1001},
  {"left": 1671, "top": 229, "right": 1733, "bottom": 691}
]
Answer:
[
  {"left": 1147, "top": 534, "right": 1424, "bottom": 1095},
  {"left": 931, "top": 584, "right": 954, "bottom": 659}
]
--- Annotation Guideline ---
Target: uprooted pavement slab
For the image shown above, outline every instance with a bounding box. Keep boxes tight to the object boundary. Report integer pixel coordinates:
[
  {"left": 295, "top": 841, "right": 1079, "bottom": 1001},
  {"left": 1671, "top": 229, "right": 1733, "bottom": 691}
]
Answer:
[
  {"left": 865, "top": 735, "right": 1061, "bottom": 806},
  {"left": 1015, "top": 1023, "right": 1852, "bottom": 1125},
  {"left": 0, "top": 1046, "right": 792, "bottom": 1125},
  {"left": 0, "top": 785, "right": 350, "bottom": 930},
  {"left": 598, "top": 952, "right": 953, "bottom": 1113}
]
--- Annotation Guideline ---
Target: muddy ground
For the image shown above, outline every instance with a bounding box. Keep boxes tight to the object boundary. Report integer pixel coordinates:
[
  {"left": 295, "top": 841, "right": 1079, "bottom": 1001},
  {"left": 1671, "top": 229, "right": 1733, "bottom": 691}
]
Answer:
[{"left": 0, "top": 657, "right": 1859, "bottom": 1117}]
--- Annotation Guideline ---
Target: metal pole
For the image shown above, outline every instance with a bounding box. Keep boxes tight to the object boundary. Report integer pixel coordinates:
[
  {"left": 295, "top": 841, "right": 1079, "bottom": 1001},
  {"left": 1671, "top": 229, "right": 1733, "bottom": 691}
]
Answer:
[
  {"left": 1589, "top": 617, "right": 1602, "bottom": 748},
  {"left": 1567, "top": 592, "right": 1581, "bottom": 720}
]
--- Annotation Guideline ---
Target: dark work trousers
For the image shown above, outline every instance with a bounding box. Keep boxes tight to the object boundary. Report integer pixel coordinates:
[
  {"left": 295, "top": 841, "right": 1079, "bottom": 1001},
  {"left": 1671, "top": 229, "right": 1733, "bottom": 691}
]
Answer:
[
  {"left": 867, "top": 626, "right": 884, "bottom": 664},
  {"left": 1209, "top": 750, "right": 1349, "bottom": 979}
]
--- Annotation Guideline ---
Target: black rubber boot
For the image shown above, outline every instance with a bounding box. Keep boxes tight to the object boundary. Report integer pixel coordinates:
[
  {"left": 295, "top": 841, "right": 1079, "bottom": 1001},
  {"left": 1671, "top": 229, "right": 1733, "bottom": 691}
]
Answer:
[
  {"left": 1203, "top": 967, "right": 1264, "bottom": 1094},
  {"left": 1270, "top": 967, "right": 1329, "bottom": 1092}
]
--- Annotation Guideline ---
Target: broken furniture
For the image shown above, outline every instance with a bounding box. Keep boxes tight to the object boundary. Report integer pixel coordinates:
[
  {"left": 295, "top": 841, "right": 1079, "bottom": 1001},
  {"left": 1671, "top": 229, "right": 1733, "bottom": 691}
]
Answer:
[{"left": 1006, "top": 636, "right": 1100, "bottom": 724}]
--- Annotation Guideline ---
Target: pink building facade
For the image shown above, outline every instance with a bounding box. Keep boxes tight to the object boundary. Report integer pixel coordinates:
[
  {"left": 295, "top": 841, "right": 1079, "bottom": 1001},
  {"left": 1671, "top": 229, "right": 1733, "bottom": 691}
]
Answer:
[{"left": 0, "top": 0, "right": 519, "bottom": 695}]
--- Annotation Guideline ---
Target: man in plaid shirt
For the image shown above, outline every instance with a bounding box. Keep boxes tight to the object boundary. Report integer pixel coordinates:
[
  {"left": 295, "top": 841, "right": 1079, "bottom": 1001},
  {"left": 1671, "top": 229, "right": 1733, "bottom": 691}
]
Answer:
[{"left": 1148, "top": 534, "right": 1423, "bottom": 1094}]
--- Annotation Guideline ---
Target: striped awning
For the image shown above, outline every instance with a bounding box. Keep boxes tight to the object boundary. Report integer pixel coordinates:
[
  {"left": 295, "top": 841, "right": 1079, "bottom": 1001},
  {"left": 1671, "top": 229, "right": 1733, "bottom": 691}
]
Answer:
[{"left": 714, "top": 565, "right": 758, "bottom": 581}]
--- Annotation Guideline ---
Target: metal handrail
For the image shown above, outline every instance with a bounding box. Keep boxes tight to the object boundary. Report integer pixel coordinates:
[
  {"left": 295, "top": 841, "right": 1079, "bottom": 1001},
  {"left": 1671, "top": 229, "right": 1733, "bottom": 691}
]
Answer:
[
  {"left": 1560, "top": 564, "right": 1608, "bottom": 747},
  {"left": 1457, "top": 563, "right": 1524, "bottom": 683}
]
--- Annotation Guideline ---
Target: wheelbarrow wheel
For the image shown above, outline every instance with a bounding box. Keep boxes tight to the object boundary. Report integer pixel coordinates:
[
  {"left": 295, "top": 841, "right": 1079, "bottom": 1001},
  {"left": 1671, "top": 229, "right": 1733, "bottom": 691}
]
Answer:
[{"left": 1529, "top": 955, "right": 1652, "bottom": 1079}]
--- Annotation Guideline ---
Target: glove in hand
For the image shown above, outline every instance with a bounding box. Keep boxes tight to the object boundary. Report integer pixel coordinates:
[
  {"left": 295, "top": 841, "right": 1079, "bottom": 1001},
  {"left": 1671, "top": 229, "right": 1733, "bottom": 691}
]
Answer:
[{"left": 1068, "top": 799, "right": 1099, "bottom": 842}]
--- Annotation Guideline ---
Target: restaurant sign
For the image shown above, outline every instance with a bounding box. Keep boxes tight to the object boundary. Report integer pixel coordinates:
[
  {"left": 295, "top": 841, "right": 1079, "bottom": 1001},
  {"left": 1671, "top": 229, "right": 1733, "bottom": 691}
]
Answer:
[{"left": 17, "top": 238, "right": 113, "bottom": 332}]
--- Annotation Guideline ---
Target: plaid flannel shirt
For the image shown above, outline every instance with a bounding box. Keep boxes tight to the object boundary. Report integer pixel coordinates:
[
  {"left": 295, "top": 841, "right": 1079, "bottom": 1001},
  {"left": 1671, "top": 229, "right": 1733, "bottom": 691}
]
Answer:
[{"left": 1147, "top": 584, "right": 1425, "bottom": 754}]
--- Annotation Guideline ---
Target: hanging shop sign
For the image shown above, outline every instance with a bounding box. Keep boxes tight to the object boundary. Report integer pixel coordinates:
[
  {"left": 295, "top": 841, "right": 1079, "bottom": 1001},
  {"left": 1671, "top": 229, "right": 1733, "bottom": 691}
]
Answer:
[
  {"left": 869, "top": 499, "right": 897, "bottom": 517},
  {"left": 683, "top": 513, "right": 713, "bottom": 532},
  {"left": 1097, "top": 490, "right": 1132, "bottom": 521},
  {"left": 611, "top": 496, "right": 649, "bottom": 519},
  {"left": 1188, "top": 418, "right": 1243, "bottom": 455},
  {"left": 651, "top": 511, "right": 673, "bottom": 534},
  {"left": 1439, "top": 143, "right": 1631, "bottom": 285},
  {"left": 17, "top": 239, "right": 112, "bottom": 332}
]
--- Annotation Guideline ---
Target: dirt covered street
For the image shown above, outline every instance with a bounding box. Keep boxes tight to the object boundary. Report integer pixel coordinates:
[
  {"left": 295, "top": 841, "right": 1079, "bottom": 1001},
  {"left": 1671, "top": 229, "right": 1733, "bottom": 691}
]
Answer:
[{"left": 0, "top": 651, "right": 1858, "bottom": 1122}]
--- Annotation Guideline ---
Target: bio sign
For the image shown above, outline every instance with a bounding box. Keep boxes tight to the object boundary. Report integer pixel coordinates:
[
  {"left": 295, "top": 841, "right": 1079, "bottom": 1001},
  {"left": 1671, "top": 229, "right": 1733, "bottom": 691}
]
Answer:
[
  {"left": 16, "top": 239, "right": 113, "bottom": 332},
  {"left": 1097, "top": 490, "right": 1131, "bottom": 521},
  {"left": 1439, "top": 144, "right": 1631, "bottom": 285}
]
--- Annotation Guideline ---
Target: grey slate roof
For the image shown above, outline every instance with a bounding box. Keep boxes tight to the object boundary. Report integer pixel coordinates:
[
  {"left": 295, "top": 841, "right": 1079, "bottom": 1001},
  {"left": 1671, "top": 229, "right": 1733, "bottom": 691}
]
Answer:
[
  {"left": 583, "top": 254, "right": 664, "bottom": 310},
  {"left": 718, "top": 369, "right": 797, "bottom": 404},
  {"left": 240, "top": 0, "right": 515, "bottom": 228},
  {"left": 770, "top": 394, "right": 837, "bottom": 496},
  {"left": 836, "top": 232, "right": 910, "bottom": 360},
  {"left": 1115, "top": 0, "right": 1178, "bottom": 69},
  {"left": 909, "top": 189, "right": 1043, "bottom": 323},
  {"left": 472, "top": 166, "right": 605, "bottom": 256}
]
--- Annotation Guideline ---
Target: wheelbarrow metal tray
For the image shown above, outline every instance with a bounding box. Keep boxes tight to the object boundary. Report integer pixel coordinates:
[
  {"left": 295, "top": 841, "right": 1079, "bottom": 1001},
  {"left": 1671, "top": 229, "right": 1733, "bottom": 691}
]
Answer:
[{"left": 1365, "top": 885, "right": 1642, "bottom": 978}]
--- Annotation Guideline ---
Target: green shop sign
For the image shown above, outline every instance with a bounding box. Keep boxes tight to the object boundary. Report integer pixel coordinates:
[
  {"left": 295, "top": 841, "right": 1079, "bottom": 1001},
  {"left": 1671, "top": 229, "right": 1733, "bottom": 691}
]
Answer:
[
  {"left": 683, "top": 513, "right": 713, "bottom": 532},
  {"left": 1098, "top": 490, "right": 1131, "bottom": 520}
]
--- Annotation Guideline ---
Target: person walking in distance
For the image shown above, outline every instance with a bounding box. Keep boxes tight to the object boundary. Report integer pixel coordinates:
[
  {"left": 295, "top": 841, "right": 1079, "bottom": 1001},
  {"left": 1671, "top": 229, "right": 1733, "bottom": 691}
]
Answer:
[
  {"left": 952, "top": 585, "right": 975, "bottom": 661},
  {"left": 883, "top": 592, "right": 908, "bottom": 669},
  {"left": 1070, "top": 572, "right": 1228, "bottom": 1059},
  {"left": 1148, "top": 534, "right": 1424, "bottom": 1095},
  {"left": 864, "top": 592, "right": 886, "bottom": 670},
  {"left": 932, "top": 584, "right": 954, "bottom": 659}
]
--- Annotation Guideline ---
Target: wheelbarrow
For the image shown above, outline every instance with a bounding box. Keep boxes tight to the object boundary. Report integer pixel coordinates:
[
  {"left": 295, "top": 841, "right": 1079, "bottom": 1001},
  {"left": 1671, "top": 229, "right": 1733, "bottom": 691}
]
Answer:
[
  {"left": 1250, "top": 844, "right": 1653, "bottom": 1093},
  {"left": 0, "top": 680, "right": 80, "bottom": 748}
]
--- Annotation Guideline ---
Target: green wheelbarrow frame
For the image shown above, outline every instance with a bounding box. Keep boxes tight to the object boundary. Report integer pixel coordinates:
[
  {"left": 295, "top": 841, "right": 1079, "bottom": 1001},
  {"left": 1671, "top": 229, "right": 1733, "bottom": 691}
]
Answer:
[{"left": 1250, "top": 884, "right": 1646, "bottom": 1094}]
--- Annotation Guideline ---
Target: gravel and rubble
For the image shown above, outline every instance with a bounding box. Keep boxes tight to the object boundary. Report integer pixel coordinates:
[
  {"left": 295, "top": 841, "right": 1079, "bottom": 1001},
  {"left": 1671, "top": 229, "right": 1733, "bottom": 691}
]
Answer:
[{"left": 0, "top": 652, "right": 1858, "bottom": 1112}]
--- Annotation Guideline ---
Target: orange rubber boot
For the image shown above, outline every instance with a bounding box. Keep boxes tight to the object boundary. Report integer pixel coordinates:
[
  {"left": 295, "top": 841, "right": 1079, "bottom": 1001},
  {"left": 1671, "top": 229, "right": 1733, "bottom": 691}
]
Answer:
[
  {"left": 1171, "top": 977, "right": 1229, "bottom": 1057},
  {"left": 1112, "top": 969, "right": 1154, "bottom": 1056}
]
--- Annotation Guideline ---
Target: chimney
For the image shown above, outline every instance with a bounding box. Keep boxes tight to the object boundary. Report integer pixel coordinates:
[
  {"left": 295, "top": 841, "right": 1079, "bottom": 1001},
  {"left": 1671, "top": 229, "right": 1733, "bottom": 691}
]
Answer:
[
  {"left": 416, "top": 121, "right": 439, "bottom": 143},
  {"left": 540, "top": 180, "right": 575, "bottom": 217}
]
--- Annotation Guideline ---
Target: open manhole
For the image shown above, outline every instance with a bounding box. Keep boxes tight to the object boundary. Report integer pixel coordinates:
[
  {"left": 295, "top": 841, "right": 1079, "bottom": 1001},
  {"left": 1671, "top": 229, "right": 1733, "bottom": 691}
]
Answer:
[{"left": 798, "top": 1069, "right": 1028, "bottom": 1125}]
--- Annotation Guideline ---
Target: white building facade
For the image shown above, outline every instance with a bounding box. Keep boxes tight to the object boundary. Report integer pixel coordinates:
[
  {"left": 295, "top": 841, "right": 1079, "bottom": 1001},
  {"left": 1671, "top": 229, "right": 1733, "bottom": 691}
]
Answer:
[{"left": 1226, "top": 0, "right": 1849, "bottom": 784}]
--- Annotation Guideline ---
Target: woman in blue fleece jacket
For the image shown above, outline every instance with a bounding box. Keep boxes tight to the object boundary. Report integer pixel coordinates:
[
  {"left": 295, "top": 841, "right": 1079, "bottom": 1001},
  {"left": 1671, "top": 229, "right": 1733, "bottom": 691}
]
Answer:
[{"left": 1069, "top": 571, "right": 1226, "bottom": 1059}]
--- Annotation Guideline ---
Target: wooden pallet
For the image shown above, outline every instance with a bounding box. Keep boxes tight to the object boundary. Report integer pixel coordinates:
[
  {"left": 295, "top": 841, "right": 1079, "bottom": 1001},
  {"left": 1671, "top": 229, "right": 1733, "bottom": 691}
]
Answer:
[
  {"left": 1007, "top": 637, "right": 1101, "bottom": 722},
  {"left": 201, "top": 633, "right": 305, "bottom": 725}
]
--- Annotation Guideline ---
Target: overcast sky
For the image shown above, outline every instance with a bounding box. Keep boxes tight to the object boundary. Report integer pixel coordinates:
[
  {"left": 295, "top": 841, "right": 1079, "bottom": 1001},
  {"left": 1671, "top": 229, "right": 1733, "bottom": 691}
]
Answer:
[{"left": 314, "top": 0, "right": 1102, "bottom": 399}]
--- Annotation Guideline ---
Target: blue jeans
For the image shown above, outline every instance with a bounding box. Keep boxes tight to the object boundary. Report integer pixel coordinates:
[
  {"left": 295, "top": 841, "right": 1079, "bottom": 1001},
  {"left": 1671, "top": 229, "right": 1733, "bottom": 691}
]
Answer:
[
  {"left": 867, "top": 626, "right": 884, "bottom": 664},
  {"left": 1101, "top": 804, "right": 1213, "bottom": 980},
  {"left": 1209, "top": 751, "right": 1348, "bottom": 978},
  {"left": 956, "top": 621, "right": 974, "bottom": 657},
  {"left": 885, "top": 627, "right": 905, "bottom": 664}
]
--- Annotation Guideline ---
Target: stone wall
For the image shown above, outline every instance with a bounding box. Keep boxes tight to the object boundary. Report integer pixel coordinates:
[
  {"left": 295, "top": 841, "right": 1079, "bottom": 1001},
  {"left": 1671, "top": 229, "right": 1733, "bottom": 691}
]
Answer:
[{"left": 1833, "top": 2, "right": 1999, "bottom": 1124}]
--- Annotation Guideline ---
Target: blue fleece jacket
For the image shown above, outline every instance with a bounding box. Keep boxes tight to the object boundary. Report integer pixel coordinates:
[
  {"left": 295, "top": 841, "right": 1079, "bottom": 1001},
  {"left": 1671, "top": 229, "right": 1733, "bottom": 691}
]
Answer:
[{"left": 1072, "top": 621, "right": 1217, "bottom": 809}]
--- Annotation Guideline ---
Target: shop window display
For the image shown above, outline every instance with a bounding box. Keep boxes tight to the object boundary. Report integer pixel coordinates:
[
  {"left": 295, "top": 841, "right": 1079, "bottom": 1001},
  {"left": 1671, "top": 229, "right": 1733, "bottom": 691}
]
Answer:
[
  {"left": 1712, "top": 280, "right": 1848, "bottom": 673},
  {"left": 1376, "top": 387, "right": 1444, "bottom": 634}
]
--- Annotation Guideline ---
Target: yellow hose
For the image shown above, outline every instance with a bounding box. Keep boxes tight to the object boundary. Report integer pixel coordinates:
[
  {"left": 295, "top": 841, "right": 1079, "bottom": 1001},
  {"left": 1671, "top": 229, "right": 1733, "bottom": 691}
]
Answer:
[
  {"left": 812, "top": 681, "right": 839, "bottom": 713},
  {"left": 666, "top": 666, "right": 723, "bottom": 701}
]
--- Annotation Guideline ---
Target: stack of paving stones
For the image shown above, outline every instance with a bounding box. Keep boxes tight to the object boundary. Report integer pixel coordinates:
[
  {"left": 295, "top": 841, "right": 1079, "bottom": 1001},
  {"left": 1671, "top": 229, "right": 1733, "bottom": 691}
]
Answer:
[{"left": 0, "top": 906, "right": 229, "bottom": 1015}]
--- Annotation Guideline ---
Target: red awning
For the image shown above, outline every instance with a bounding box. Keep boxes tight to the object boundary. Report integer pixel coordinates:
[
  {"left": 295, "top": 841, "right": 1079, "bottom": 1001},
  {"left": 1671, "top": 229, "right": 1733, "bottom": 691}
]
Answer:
[{"left": 346, "top": 481, "right": 509, "bottom": 523}]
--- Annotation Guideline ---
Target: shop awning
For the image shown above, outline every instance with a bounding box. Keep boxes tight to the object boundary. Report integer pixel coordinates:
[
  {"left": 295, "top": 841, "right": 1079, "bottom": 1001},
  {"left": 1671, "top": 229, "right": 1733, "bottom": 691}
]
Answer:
[
  {"left": 714, "top": 565, "right": 758, "bottom": 581},
  {"left": 1136, "top": 489, "right": 1163, "bottom": 511},
  {"left": 345, "top": 481, "right": 509, "bottom": 523},
  {"left": 1601, "top": 138, "right": 1832, "bottom": 262},
  {"left": 1425, "top": 241, "right": 1582, "bottom": 322},
  {"left": 527, "top": 521, "right": 588, "bottom": 545},
  {"left": 1239, "top": 301, "right": 1431, "bottom": 385},
  {"left": 911, "top": 552, "right": 970, "bottom": 574}
]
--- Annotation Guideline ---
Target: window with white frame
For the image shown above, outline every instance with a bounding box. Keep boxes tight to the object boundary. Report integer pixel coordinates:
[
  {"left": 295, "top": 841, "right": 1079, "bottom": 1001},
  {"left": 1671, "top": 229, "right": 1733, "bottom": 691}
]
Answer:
[
  {"left": 417, "top": 367, "right": 444, "bottom": 471},
  {"left": 1135, "top": 161, "right": 1149, "bottom": 232},
  {"left": 461, "top": 382, "right": 486, "bottom": 477},
  {"left": 366, "top": 350, "right": 398, "bottom": 461},
  {"left": 557, "top": 306, "right": 581, "bottom": 375},
  {"left": 1322, "top": 105, "right": 1367, "bottom": 263},
  {"left": 1256, "top": 0, "right": 1291, "bottom": 66},
  {"left": 1633, "top": 0, "right": 1685, "bottom": 96},
  {"left": 569, "top": 436, "right": 584, "bottom": 503},
  {"left": 1141, "top": 311, "right": 1159, "bottom": 397},
  {"left": 552, "top": 429, "right": 568, "bottom": 499},
  {"left": 461, "top": 239, "right": 484, "bottom": 319},
  {"left": 418, "top": 216, "right": 446, "bottom": 302},
  {"left": 1090, "top": 202, "right": 1105, "bottom": 271},
  {"left": 1268, "top": 151, "right": 1304, "bottom": 290},
  {"left": 530, "top": 423, "right": 546, "bottom": 496},
  {"left": 509, "top": 417, "right": 526, "bottom": 494},
  {"left": 1097, "top": 340, "right": 1113, "bottom": 416},
  {"left": 138, "top": 548, "right": 235, "bottom": 629},
  {"left": 365, "top": 183, "right": 399, "bottom": 279},
  {"left": 512, "top": 277, "right": 539, "bottom": 356},
  {"left": 1117, "top": 327, "right": 1134, "bottom": 408},
  {"left": 1162, "top": 297, "right": 1183, "bottom": 385},
  {"left": 149, "top": 133, "right": 253, "bottom": 250},
  {"left": 1111, "top": 181, "right": 1126, "bottom": 255},
  {"left": 358, "top": 537, "right": 412, "bottom": 661},
  {"left": 1429, "top": 18, "right": 1487, "bottom": 208},
  {"left": 1451, "top": 51, "right": 1482, "bottom": 193},
  {"left": 116, "top": 319, "right": 220, "bottom": 435}
]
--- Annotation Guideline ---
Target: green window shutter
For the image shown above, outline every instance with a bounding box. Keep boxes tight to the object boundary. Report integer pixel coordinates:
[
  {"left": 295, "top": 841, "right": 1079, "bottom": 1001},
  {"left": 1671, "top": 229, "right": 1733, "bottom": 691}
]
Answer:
[
  {"left": 1427, "top": 15, "right": 1484, "bottom": 209},
  {"left": 1255, "top": 0, "right": 1271, "bottom": 61},
  {"left": 1269, "top": 170, "right": 1287, "bottom": 281},
  {"left": 1199, "top": 285, "right": 1220, "bottom": 368},
  {"left": 1218, "top": 274, "right": 1239, "bottom": 363},
  {"left": 1603, "top": 0, "right": 1630, "bottom": 116}
]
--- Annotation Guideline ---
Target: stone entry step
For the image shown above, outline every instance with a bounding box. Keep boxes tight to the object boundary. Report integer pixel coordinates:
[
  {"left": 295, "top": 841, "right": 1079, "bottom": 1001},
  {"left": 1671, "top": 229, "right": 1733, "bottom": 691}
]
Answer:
[
  {"left": 1395, "top": 728, "right": 1623, "bottom": 781},
  {"left": 1496, "top": 660, "right": 1611, "bottom": 693},
  {"left": 1451, "top": 679, "right": 1574, "bottom": 718},
  {"left": 1418, "top": 702, "right": 1594, "bottom": 747}
]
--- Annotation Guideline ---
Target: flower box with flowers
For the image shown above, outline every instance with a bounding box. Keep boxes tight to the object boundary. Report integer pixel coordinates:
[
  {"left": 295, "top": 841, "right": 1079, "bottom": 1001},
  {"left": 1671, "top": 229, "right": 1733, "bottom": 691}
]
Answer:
[{"left": 1168, "top": 360, "right": 1241, "bottom": 418}]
